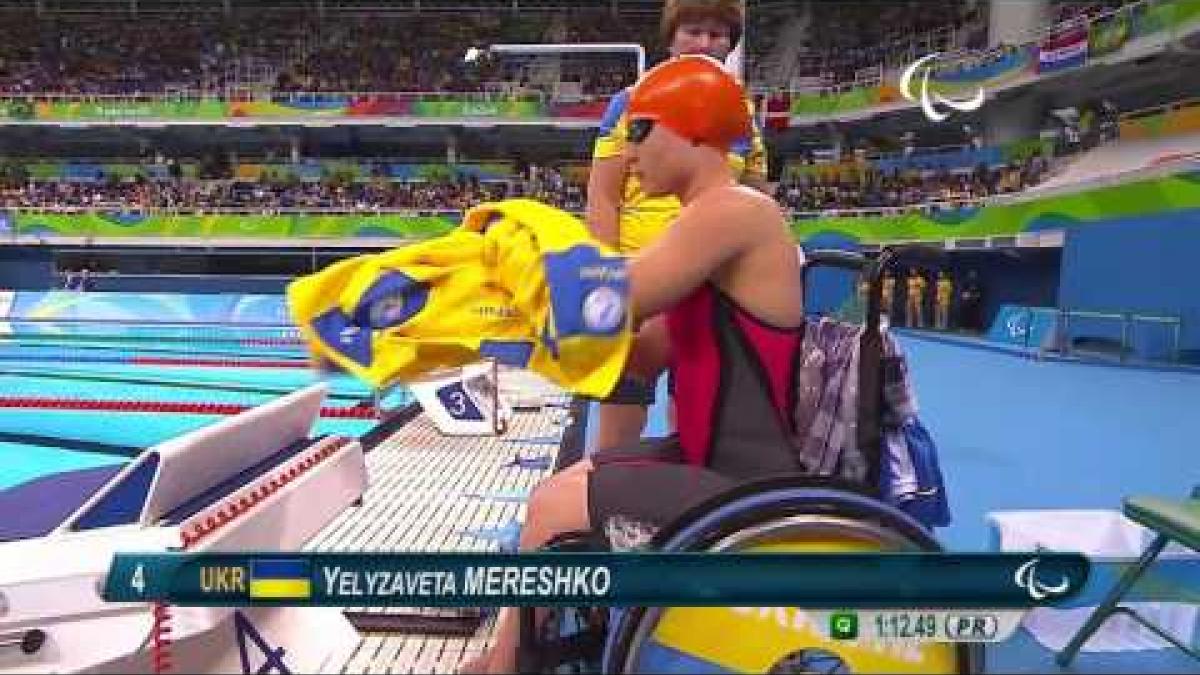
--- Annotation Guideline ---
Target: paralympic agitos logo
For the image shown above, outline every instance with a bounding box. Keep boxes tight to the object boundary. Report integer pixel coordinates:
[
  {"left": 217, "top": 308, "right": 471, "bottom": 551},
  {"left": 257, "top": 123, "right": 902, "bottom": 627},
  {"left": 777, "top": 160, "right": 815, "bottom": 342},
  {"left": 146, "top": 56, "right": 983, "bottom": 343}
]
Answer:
[
  {"left": 1014, "top": 558, "right": 1072, "bottom": 601},
  {"left": 900, "top": 53, "right": 986, "bottom": 122}
]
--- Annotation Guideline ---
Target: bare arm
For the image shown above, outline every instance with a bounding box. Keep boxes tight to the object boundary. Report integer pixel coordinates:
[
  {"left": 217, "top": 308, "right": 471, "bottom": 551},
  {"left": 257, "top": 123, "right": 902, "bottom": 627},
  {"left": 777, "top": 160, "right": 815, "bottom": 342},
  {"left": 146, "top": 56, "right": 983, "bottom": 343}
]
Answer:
[
  {"left": 586, "top": 90, "right": 633, "bottom": 249},
  {"left": 628, "top": 190, "right": 778, "bottom": 321},
  {"left": 585, "top": 154, "right": 629, "bottom": 249}
]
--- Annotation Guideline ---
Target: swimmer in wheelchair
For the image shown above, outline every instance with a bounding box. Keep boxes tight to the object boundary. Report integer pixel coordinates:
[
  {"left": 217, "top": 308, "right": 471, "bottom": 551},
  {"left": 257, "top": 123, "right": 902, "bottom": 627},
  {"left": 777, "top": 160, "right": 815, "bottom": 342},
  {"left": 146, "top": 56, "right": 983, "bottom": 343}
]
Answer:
[{"left": 463, "top": 56, "right": 981, "bottom": 674}]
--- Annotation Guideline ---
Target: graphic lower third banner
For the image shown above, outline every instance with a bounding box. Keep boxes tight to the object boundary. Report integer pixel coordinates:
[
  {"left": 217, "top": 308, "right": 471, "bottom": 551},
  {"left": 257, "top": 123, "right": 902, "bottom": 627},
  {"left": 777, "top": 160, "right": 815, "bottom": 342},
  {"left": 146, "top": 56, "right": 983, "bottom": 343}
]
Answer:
[{"left": 104, "top": 552, "right": 1091, "bottom": 608}]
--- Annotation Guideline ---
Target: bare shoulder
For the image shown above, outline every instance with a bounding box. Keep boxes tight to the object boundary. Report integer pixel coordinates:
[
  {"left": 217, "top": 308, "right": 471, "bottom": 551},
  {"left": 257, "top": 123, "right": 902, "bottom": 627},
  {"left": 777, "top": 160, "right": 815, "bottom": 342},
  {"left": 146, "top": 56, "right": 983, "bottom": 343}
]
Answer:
[
  {"left": 680, "top": 185, "right": 785, "bottom": 234},
  {"left": 732, "top": 185, "right": 786, "bottom": 225}
]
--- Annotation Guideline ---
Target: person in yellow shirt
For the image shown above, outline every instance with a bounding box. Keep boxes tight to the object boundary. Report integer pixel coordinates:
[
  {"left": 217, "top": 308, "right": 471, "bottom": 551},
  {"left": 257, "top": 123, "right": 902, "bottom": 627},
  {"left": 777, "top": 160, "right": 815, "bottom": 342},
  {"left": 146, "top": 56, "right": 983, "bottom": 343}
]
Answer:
[
  {"left": 585, "top": 0, "right": 770, "bottom": 451},
  {"left": 881, "top": 271, "right": 897, "bottom": 326},
  {"left": 905, "top": 268, "right": 928, "bottom": 329},
  {"left": 935, "top": 270, "right": 954, "bottom": 330}
]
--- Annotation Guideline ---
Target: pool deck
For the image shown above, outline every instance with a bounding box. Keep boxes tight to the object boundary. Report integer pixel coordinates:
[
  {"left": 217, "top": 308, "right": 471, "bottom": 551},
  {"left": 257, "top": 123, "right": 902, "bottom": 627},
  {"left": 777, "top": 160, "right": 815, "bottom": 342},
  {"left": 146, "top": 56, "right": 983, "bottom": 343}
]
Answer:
[{"left": 311, "top": 370, "right": 572, "bottom": 674}]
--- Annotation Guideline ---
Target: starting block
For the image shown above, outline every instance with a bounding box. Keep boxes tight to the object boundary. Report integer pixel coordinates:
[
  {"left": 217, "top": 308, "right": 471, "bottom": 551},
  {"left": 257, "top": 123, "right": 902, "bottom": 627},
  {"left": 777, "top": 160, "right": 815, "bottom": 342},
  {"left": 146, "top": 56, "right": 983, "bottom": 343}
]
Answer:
[{"left": 406, "top": 360, "right": 513, "bottom": 436}]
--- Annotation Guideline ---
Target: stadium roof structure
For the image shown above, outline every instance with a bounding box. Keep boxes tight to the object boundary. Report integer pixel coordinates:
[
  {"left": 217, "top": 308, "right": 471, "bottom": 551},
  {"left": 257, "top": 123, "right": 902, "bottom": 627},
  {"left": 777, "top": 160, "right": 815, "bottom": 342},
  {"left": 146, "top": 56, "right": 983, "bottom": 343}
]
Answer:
[{"left": 0, "top": 0, "right": 663, "bottom": 14}]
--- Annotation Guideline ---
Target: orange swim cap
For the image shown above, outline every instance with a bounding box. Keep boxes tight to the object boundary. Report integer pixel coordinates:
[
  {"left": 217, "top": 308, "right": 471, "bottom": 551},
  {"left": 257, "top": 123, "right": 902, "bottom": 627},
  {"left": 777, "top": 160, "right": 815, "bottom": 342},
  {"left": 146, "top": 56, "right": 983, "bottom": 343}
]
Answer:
[{"left": 626, "top": 54, "right": 750, "bottom": 152}]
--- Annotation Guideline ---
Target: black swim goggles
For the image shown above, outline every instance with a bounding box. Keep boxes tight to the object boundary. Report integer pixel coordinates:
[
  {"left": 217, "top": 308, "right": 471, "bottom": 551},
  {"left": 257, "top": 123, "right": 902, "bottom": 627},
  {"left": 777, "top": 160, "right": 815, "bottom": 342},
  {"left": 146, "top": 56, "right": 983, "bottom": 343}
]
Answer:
[{"left": 627, "top": 118, "right": 656, "bottom": 143}]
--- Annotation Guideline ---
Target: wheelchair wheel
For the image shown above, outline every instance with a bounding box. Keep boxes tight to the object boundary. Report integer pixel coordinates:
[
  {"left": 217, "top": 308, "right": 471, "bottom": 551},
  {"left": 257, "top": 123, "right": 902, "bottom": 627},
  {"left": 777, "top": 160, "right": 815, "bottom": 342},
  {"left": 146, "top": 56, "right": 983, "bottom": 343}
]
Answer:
[{"left": 602, "top": 479, "right": 984, "bottom": 674}]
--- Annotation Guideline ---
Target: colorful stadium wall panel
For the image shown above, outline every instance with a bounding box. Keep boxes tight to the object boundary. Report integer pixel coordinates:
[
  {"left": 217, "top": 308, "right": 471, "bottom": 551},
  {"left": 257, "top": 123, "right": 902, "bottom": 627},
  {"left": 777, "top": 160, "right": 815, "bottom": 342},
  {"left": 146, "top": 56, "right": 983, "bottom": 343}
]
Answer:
[
  {"left": 14, "top": 161, "right": 516, "bottom": 184},
  {"left": 789, "top": 169, "right": 1200, "bottom": 244},
  {"left": 5, "top": 211, "right": 459, "bottom": 240},
  {"left": 0, "top": 95, "right": 601, "bottom": 123}
]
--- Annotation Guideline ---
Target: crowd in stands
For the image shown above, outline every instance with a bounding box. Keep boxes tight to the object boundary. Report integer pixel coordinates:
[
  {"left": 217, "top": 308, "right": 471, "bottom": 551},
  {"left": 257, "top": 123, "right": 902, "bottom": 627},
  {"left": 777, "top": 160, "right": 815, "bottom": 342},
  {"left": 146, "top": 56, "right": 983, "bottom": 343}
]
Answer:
[
  {"left": 0, "top": 8, "right": 653, "bottom": 99},
  {"left": 0, "top": 150, "right": 1062, "bottom": 215},
  {"left": 783, "top": 0, "right": 987, "bottom": 87},
  {"left": 0, "top": 0, "right": 1163, "bottom": 102},
  {"left": 1050, "top": 0, "right": 1132, "bottom": 25},
  {"left": 776, "top": 156, "right": 1050, "bottom": 212},
  {"left": 775, "top": 0, "right": 1147, "bottom": 90}
]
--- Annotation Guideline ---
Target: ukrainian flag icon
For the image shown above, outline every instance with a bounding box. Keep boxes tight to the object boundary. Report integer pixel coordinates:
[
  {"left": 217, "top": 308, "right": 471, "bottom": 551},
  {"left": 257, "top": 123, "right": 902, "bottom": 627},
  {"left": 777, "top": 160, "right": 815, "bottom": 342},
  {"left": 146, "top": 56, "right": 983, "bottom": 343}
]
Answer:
[{"left": 248, "top": 559, "right": 311, "bottom": 600}]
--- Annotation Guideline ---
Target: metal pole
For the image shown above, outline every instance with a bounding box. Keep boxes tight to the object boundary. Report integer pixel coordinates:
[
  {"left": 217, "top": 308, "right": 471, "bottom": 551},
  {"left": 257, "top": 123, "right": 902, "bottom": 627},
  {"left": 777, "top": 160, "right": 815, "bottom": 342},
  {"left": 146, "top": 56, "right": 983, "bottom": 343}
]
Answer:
[
  {"left": 487, "top": 43, "right": 647, "bottom": 78},
  {"left": 1061, "top": 309, "right": 1071, "bottom": 357},
  {"left": 1173, "top": 318, "right": 1181, "bottom": 364},
  {"left": 1121, "top": 313, "right": 1130, "bottom": 363},
  {"left": 1131, "top": 313, "right": 1183, "bottom": 363}
]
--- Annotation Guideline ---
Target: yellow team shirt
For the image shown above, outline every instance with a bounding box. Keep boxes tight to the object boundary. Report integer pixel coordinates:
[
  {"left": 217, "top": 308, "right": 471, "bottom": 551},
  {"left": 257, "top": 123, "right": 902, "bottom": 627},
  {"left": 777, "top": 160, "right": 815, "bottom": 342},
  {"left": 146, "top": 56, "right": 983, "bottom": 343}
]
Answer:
[
  {"left": 936, "top": 278, "right": 953, "bottom": 303},
  {"left": 908, "top": 276, "right": 927, "bottom": 299},
  {"left": 593, "top": 86, "right": 768, "bottom": 253}
]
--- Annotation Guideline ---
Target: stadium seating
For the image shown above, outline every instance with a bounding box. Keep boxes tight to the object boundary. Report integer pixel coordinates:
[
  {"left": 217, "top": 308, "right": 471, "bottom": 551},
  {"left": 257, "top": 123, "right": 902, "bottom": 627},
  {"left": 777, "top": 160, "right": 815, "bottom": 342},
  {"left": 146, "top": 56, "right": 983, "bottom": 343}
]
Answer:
[{"left": 0, "top": 8, "right": 654, "bottom": 99}]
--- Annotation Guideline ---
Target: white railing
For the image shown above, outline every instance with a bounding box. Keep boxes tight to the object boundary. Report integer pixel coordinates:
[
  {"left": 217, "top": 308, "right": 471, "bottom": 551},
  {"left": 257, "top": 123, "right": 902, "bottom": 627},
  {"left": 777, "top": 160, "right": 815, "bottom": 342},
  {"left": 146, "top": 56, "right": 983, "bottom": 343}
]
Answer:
[
  {"left": 1118, "top": 96, "right": 1200, "bottom": 123},
  {"left": 788, "top": 199, "right": 990, "bottom": 220},
  {"left": 0, "top": 195, "right": 1024, "bottom": 221},
  {"left": 783, "top": 142, "right": 980, "bottom": 165}
]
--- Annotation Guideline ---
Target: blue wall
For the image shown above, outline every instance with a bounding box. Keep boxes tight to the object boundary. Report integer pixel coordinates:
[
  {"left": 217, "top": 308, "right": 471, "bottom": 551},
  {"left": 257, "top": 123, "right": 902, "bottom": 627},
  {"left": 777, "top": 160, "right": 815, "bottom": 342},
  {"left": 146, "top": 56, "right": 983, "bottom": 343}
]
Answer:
[
  {"left": 1060, "top": 208, "right": 1200, "bottom": 361},
  {"left": 0, "top": 249, "right": 56, "bottom": 290},
  {"left": 947, "top": 249, "right": 1062, "bottom": 330},
  {"left": 0, "top": 247, "right": 289, "bottom": 294},
  {"left": 798, "top": 236, "right": 1061, "bottom": 329}
]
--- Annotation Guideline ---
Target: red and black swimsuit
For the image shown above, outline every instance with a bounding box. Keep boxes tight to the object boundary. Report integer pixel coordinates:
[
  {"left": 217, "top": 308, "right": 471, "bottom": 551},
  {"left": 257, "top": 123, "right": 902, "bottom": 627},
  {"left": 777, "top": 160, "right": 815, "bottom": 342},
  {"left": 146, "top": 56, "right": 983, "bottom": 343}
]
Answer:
[
  {"left": 668, "top": 283, "right": 804, "bottom": 477},
  {"left": 587, "top": 284, "right": 804, "bottom": 529}
]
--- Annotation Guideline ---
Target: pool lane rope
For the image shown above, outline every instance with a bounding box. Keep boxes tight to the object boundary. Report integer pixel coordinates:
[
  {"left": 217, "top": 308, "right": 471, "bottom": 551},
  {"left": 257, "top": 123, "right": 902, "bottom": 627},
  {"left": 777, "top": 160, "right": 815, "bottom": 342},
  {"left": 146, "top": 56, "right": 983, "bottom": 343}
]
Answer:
[
  {"left": 0, "top": 366, "right": 371, "bottom": 403},
  {"left": 0, "top": 396, "right": 378, "bottom": 419},
  {"left": 0, "top": 338, "right": 308, "bottom": 361},
  {"left": 130, "top": 357, "right": 308, "bottom": 368},
  {"left": 0, "top": 353, "right": 309, "bottom": 368}
]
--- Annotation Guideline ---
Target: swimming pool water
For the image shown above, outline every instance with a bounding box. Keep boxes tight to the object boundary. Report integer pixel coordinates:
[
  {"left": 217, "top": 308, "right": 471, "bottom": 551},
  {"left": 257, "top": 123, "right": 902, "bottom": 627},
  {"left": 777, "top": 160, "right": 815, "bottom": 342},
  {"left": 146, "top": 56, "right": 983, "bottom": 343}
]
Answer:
[
  {"left": 0, "top": 341, "right": 400, "bottom": 492},
  {"left": 0, "top": 440, "right": 126, "bottom": 492}
]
